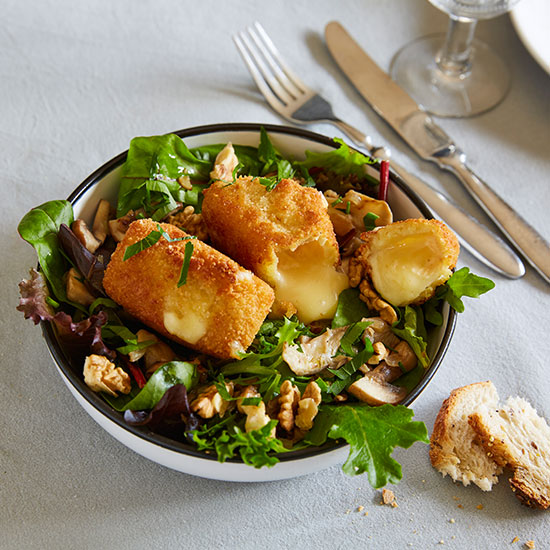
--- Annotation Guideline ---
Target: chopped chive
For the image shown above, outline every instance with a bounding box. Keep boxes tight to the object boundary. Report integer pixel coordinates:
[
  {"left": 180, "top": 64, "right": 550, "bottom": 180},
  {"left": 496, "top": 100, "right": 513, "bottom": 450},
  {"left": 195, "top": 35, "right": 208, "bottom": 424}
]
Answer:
[
  {"left": 240, "top": 397, "right": 262, "bottom": 407},
  {"left": 363, "top": 212, "right": 379, "bottom": 231},
  {"left": 345, "top": 201, "right": 351, "bottom": 214},
  {"left": 177, "top": 241, "right": 194, "bottom": 287}
]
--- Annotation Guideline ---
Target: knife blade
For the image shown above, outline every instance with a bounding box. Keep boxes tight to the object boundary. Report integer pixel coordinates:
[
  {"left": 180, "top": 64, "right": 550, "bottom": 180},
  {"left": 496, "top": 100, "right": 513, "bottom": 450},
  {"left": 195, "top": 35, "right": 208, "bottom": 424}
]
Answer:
[{"left": 325, "top": 20, "right": 550, "bottom": 284}]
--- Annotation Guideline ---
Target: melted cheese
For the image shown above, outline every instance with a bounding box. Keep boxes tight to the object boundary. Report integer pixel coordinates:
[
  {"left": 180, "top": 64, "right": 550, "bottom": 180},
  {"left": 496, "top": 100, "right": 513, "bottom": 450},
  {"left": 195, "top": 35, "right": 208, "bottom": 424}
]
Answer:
[
  {"left": 163, "top": 309, "right": 208, "bottom": 344},
  {"left": 274, "top": 242, "right": 349, "bottom": 324},
  {"left": 163, "top": 290, "right": 212, "bottom": 344},
  {"left": 369, "top": 233, "right": 442, "bottom": 306}
]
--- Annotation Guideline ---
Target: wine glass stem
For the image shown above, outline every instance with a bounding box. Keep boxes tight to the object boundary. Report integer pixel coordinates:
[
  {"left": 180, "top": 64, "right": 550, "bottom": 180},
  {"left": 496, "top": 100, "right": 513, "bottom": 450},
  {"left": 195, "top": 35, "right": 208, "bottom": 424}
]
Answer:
[{"left": 436, "top": 16, "right": 478, "bottom": 78}]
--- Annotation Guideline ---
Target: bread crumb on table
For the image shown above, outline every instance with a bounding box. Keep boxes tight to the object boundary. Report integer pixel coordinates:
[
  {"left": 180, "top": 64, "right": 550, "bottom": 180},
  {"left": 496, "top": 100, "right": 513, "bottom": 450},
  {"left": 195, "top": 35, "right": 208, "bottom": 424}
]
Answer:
[
  {"left": 381, "top": 488, "right": 396, "bottom": 505},
  {"left": 511, "top": 537, "right": 520, "bottom": 544},
  {"left": 524, "top": 541, "right": 535, "bottom": 549},
  {"left": 476, "top": 504, "right": 484, "bottom": 510}
]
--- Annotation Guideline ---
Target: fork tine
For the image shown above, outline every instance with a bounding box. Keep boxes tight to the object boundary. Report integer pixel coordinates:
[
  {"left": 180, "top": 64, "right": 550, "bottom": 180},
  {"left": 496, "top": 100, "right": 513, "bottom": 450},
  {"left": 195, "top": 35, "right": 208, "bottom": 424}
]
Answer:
[
  {"left": 233, "top": 33, "right": 290, "bottom": 117},
  {"left": 253, "top": 22, "right": 309, "bottom": 95},
  {"left": 247, "top": 25, "right": 302, "bottom": 99},
  {"left": 237, "top": 31, "right": 294, "bottom": 106}
]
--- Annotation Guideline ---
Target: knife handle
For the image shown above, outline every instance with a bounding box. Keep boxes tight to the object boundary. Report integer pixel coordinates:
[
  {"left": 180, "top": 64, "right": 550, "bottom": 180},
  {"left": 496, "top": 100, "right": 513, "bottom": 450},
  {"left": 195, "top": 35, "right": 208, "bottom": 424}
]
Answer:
[
  {"left": 436, "top": 151, "right": 550, "bottom": 284},
  {"left": 332, "top": 120, "right": 525, "bottom": 279},
  {"left": 387, "top": 160, "right": 524, "bottom": 279}
]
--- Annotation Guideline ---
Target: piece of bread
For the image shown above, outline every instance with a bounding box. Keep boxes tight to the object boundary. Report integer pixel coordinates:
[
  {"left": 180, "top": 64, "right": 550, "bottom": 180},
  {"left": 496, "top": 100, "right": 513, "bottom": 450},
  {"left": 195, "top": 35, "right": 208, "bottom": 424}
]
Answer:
[
  {"left": 470, "top": 397, "right": 550, "bottom": 509},
  {"left": 355, "top": 218, "right": 459, "bottom": 307},
  {"left": 431, "top": 381, "right": 550, "bottom": 509},
  {"left": 103, "top": 219, "right": 274, "bottom": 359},
  {"left": 202, "top": 176, "right": 349, "bottom": 323},
  {"left": 430, "top": 381, "right": 502, "bottom": 491}
]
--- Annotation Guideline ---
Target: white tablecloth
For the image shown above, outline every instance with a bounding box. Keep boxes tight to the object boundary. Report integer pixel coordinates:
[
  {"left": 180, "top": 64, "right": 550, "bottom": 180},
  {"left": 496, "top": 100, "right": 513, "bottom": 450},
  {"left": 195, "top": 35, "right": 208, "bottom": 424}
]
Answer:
[{"left": 2, "top": 0, "right": 549, "bottom": 548}]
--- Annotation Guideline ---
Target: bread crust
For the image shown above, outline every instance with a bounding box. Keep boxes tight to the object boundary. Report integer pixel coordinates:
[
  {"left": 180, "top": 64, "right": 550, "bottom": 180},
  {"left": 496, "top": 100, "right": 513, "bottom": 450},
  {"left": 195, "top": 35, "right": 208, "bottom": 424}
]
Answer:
[
  {"left": 103, "top": 219, "right": 274, "bottom": 359},
  {"left": 469, "top": 403, "right": 550, "bottom": 510},
  {"left": 430, "top": 381, "right": 501, "bottom": 491}
]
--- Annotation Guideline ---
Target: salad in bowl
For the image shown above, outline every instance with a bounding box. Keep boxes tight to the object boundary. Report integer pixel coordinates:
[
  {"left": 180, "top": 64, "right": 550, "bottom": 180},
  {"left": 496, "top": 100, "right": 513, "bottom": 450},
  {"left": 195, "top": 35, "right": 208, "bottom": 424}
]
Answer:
[{"left": 17, "top": 124, "right": 493, "bottom": 484}]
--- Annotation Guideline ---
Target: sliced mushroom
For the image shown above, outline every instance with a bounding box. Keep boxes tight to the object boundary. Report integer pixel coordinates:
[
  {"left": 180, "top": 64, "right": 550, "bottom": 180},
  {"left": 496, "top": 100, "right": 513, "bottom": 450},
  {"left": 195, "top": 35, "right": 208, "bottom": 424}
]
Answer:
[
  {"left": 348, "top": 341, "right": 417, "bottom": 405},
  {"left": 92, "top": 199, "right": 111, "bottom": 245},
  {"left": 71, "top": 219, "right": 102, "bottom": 253},
  {"left": 282, "top": 326, "right": 348, "bottom": 376},
  {"left": 348, "top": 376, "right": 407, "bottom": 405},
  {"left": 108, "top": 211, "right": 137, "bottom": 242},
  {"left": 362, "top": 317, "right": 400, "bottom": 349},
  {"left": 328, "top": 190, "right": 393, "bottom": 237},
  {"left": 66, "top": 267, "right": 95, "bottom": 306},
  {"left": 127, "top": 329, "right": 177, "bottom": 375}
]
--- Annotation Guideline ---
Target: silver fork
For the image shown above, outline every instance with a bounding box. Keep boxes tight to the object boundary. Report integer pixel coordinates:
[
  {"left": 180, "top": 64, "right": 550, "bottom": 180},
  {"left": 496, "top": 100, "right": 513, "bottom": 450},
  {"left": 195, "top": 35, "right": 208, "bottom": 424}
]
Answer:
[{"left": 233, "top": 22, "right": 525, "bottom": 280}]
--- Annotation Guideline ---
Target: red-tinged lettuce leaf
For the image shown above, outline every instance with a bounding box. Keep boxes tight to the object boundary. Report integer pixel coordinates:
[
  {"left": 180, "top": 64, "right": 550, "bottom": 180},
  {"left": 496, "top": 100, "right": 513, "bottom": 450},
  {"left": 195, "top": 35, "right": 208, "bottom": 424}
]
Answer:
[
  {"left": 124, "top": 383, "right": 200, "bottom": 442},
  {"left": 305, "top": 404, "right": 429, "bottom": 488},
  {"left": 53, "top": 310, "right": 115, "bottom": 360},
  {"left": 58, "top": 223, "right": 105, "bottom": 293},
  {"left": 17, "top": 268, "right": 55, "bottom": 324}
]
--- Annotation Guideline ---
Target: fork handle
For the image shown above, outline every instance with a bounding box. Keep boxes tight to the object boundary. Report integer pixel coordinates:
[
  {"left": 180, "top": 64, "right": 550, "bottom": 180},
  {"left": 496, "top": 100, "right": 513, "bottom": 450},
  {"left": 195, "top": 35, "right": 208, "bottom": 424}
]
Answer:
[{"left": 331, "top": 119, "right": 525, "bottom": 279}]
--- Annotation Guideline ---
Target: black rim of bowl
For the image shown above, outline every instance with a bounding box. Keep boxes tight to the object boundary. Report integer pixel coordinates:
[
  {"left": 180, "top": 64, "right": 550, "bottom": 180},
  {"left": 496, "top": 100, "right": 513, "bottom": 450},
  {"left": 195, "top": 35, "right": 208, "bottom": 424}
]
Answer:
[{"left": 42, "top": 122, "right": 456, "bottom": 465}]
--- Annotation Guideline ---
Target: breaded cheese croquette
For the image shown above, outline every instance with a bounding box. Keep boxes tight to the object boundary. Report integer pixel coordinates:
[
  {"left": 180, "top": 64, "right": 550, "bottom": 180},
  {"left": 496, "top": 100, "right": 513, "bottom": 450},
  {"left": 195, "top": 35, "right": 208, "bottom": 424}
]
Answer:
[
  {"left": 103, "top": 219, "right": 274, "bottom": 359},
  {"left": 202, "top": 176, "right": 349, "bottom": 324},
  {"left": 355, "top": 218, "right": 459, "bottom": 306}
]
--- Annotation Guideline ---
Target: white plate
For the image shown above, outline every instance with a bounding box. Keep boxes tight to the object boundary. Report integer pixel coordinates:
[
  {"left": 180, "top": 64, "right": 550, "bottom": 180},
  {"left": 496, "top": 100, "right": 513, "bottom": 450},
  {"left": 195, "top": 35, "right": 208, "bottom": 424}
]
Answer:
[
  {"left": 43, "top": 123, "right": 455, "bottom": 482},
  {"left": 511, "top": 0, "right": 550, "bottom": 74}
]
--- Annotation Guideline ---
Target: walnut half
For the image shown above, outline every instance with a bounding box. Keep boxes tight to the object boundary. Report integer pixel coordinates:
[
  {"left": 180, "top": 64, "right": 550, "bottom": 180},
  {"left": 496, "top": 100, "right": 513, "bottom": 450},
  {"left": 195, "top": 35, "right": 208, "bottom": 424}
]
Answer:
[{"left": 83, "top": 354, "right": 131, "bottom": 397}]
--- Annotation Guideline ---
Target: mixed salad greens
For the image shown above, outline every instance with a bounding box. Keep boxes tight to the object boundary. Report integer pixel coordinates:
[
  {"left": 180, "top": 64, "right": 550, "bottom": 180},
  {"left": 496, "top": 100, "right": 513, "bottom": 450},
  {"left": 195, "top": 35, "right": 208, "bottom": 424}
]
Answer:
[{"left": 17, "top": 128, "right": 494, "bottom": 488}]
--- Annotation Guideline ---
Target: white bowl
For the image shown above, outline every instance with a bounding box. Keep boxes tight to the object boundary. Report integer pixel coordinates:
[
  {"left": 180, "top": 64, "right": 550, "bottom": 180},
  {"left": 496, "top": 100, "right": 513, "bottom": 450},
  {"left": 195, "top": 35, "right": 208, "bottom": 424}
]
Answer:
[{"left": 43, "top": 123, "right": 455, "bottom": 482}]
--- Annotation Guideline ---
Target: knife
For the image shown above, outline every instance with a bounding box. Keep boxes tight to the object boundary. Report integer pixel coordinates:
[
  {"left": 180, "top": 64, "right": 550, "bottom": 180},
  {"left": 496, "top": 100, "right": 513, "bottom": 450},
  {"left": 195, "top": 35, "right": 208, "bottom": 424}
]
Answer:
[{"left": 325, "top": 21, "right": 550, "bottom": 284}]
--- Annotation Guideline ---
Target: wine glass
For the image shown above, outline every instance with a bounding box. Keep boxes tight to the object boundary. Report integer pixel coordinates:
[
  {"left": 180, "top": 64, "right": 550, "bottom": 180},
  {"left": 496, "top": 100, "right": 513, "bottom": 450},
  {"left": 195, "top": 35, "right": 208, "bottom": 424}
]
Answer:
[{"left": 390, "top": 0, "right": 521, "bottom": 118}]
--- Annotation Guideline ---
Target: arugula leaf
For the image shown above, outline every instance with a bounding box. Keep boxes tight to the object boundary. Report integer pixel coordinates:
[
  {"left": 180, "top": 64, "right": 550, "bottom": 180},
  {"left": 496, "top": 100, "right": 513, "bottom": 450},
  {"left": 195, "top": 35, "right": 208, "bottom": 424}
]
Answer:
[
  {"left": 106, "top": 361, "right": 198, "bottom": 412},
  {"left": 222, "top": 317, "right": 311, "bottom": 376},
  {"left": 444, "top": 267, "right": 495, "bottom": 313},
  {"left": 298, "top": 138, "right": 376, "bottom": 179},
  {"left": 332, "top": 288, "right": 370, "bottom": 328},
  {"left": 392, "top": 306, "right": 430, "bottom": 368},
  {"left": 18, "top": 200, "right": 74, "bottom": 301},
  {"left": 305, "top": 404, "right": 429, "bottom": 488}
]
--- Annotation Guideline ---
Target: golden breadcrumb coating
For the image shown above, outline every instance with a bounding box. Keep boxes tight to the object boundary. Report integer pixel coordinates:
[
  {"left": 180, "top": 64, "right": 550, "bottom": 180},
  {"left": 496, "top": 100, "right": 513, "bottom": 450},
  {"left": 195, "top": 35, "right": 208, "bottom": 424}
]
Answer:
[
  {"left": 103, "top": 219, "right": 274, "bottom": 359},
  {"left": 202, "top": 176, "right": 340, "bottom": 278},
  {"left": 355, "top": 218, "right": 459, "bottom": 306},
  {"left": 202, "top": 176, "right": 348, "bottom": 323}
]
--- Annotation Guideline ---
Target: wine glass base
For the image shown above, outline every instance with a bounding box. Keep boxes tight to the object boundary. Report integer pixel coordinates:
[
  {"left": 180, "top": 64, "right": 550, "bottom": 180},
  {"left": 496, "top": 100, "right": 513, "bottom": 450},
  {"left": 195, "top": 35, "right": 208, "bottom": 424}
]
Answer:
[{"left": 390, "top": 34, "right": 511, "bottom": 117}]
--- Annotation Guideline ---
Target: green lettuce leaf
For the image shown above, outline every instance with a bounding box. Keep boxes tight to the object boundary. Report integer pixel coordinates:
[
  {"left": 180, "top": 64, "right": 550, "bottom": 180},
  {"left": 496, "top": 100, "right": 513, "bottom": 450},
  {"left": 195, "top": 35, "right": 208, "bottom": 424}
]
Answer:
[
  {"left": 18, "top": 200, "right": 74, "bottom": 302},
  {"left": 305, "top": 404, "right": 428, "bottom": 488},
  {"left": 298, "top": 138, "right": 376, "bottom": 178},
  {"left": 106, "top": 361, "right": 198, "bottom": 411},
  {"left": 117, "top": 134, "right": 211, "bottom": 218},
  {"left": 332, "top": 288, "right": 370, "bottom": 328}
]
